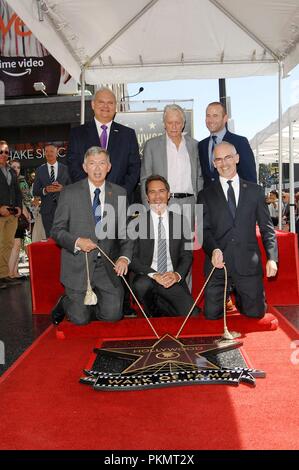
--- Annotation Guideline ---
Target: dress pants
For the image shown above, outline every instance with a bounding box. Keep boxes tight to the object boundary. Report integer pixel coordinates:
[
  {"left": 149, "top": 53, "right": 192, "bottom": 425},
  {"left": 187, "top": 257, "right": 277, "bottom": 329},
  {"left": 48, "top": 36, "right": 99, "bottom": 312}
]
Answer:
[
  {"left": 133, "top": 274, "right": 198, "bottom": 317},
  {"left": 63, "top": 257, "right": 124, "bottom": 325},
  {"left": 0, "top": 215, "right": 18, "bottom": 278},
  {"left": 204, "top": 268, "right": 266, "bottom": 320}
]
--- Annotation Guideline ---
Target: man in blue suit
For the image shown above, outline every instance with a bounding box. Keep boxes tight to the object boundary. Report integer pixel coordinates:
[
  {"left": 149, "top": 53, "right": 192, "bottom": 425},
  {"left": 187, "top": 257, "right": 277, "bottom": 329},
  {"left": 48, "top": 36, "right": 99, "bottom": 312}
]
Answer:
[
  {"left": 33, "top": 143, "right": 71, "bottom": 237},
  {"left": 66, "top": 86, "right": 140, "bottom": 317},
  {"left": 66, "top": 87, "right": 140, "bottom": 201},
  {"left": 198, "top": 102, "right": 257, "bottom": 188}
]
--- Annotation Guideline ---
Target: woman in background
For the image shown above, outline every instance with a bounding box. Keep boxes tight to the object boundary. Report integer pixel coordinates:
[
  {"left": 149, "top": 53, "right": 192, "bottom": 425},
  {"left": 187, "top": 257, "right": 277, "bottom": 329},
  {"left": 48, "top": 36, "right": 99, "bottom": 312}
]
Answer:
[{"left": 8, "top": 160, "right": 31, "bottom": 279}]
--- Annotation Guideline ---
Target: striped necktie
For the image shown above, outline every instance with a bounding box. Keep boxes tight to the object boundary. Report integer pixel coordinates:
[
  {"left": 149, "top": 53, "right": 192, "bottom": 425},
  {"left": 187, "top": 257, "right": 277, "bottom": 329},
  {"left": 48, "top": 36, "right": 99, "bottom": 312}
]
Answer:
[
  {"left": 93, "top": 188, "right": 102, "bottom": 226},
  {"left": 157, "top": 216, "right": 167, "bottom": 273},
  {"left": 50, "top": 165, "right": 55, "bottom": 183}
]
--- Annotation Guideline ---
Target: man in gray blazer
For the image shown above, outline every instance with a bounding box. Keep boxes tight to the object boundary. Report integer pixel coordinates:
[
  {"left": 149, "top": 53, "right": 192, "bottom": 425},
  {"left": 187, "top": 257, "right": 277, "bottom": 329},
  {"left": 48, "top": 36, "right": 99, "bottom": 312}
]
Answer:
[
  {"left": 141, "top": 104, "right": 203, "bottom": 226},
  {"left": 51, "top": 147, "right": 133, "bottom": 325},
  {"left": 33, "top": 143, "right": 71, "bottom": 237}
]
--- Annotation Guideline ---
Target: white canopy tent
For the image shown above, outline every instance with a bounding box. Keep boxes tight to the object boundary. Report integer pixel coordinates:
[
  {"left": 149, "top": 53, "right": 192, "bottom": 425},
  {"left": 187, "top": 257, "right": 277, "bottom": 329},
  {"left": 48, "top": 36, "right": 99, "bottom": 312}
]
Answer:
[
  {"left": 6, "top": 0, "right": 299, "bottom": 84},
  {"left": 251, "top": 103, "right": 299, "bottom": 164},
  {"left": 6, "top": 0, "right": 299, "bottom": 229},
  {"left": 251, "top": 103, "right": 299, "bottom": 232}
]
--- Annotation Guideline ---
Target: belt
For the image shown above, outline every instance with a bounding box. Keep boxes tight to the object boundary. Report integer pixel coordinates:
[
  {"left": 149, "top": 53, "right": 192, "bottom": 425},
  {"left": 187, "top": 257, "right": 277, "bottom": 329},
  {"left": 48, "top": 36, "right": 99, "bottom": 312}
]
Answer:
[{"left": 169, "top": 193, "right": 193, "bottom": 199}]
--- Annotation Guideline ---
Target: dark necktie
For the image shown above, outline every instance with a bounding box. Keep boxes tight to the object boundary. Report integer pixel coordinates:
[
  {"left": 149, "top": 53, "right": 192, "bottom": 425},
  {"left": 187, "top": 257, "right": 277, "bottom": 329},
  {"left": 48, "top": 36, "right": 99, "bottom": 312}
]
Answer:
[
  {"left": 92, "top": 188, "right": 102, "bottom": 226},
  {"left": 227, "top": 180, "right": 236, "bottom": 219},
  {"left": 50, "top": 165, "right": 55, "bottom": 183},
  {"left": 157, "top": 216, "right": 167, "bottom": 273},
  {"left": 100, "top": 125, "right": 108, "bottom": 149},
  {"left": 210, "top": 135, "right": 217, "bottom": 171}
]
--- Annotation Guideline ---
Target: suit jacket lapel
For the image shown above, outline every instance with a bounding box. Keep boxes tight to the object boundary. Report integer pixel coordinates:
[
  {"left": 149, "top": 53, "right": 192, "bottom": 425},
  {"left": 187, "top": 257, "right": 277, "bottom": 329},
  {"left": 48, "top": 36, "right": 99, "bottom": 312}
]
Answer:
[
  {"left": 147, "top": 211, "right": 155, "bottom": 257},
  {"left": 103, "top": 181, "right": 114, "bottom": 218},
  {"left": 88, "top": 119, "right": 101, "bottom": 147},
  {"left": 214, "top": 181, "right": 232, "bottom": 218},
  {"left": 168, "top": 211, "right": 175, "bottom": 263},
  {"left": 236, "top": 179, "right": 248, "bottom": 219},
  {"left": 185, "top": 136, "right": 196, "bottom": 192},
  {"left": 0, "top": 168, "right": 9, "bottom": 187},
  {"left": 160, "top": 134, "right": 168, "bottom": 180},
  {"left": 82, "top": 178, "right": 95, "bottom": 228},
  {"left": 107, "top": 122, "right": 119, "bottom": 164}
]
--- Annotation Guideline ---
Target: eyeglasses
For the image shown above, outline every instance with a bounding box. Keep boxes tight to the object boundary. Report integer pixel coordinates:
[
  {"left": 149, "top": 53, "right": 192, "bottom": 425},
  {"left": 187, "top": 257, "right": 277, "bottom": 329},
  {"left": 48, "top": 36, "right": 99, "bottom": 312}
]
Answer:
[
  {"left": 213, "top": 154, "right": 235, "bottom": 165},
  {"left": 0, "top": 150, "right": 9, "bottom": 155}
]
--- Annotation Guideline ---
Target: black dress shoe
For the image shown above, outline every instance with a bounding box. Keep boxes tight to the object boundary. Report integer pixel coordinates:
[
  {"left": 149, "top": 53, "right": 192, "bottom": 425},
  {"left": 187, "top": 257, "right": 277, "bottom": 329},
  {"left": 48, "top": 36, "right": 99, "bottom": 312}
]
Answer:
[
  {"left": 51, "top": 295, "right": 66, "bottom": 325},
  {"left": 0, "top": 277, "right": 22, "bottom": 285},
  {"left": 123, "top": 307, "right": 138, "bottom": 318}
]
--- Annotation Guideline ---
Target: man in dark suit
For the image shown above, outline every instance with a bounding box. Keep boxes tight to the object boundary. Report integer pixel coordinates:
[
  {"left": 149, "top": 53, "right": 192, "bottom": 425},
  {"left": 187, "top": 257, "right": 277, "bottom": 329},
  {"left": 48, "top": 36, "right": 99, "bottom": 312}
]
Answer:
[
  {"left": 198, "top": 102, "right": 257, "bottom": 188},
  {"left": 197, "top": 141, "right": 278, "bottom": 320},
  {"left": 129, "top": 175, "right": 199, "bottom": 317},
  {"left": 0, "top": 140, "right": 22, "bottom": 288},
  {"left": 33, "top": 143, "right": 71, "bottom": 238},
  {"left": 51, "top": 147, "right": 133, "bottom": 325},
  {"left": 67, "top": 87, "right": 140, "bottom": 317},
  {"left": 66, "top": 87, "right": 140, "bottom": 200}
]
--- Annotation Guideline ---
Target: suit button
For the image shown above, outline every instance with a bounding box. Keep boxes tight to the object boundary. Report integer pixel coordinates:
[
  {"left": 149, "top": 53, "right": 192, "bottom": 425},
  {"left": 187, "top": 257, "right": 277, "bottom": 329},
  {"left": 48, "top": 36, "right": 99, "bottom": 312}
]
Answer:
[{"left": 231, "top": 238, "right": 235, "bottom": 242}]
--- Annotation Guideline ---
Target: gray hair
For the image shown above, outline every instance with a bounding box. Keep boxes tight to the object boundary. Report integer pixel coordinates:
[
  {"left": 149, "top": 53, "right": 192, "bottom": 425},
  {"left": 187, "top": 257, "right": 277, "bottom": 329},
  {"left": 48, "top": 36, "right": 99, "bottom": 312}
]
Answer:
[
  {"left": 214, "top": 141, "right": 237, "bottom": 155},
  {"left": 84, "top": 146, "right": 110, "bottom": 163},
  {"left": 93, "top": 86, "right": 116, "bottom": 102},
  {"left": 163, "top": 104, "right": 186, "bottom": 125}
]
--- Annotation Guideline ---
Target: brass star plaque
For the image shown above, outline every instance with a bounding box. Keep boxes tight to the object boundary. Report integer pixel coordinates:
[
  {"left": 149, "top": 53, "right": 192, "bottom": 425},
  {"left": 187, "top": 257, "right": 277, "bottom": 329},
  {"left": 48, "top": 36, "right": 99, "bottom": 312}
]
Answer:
[{"left": 80, "top": 334, "right": 265, "bottom": 390}]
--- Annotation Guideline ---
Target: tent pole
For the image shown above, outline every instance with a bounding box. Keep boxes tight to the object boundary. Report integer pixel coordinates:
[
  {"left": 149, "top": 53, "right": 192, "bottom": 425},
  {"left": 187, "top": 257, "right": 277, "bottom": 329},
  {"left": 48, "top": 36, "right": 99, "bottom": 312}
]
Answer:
[
  {"left": 255, "top": 139, "right": 259, "bottom": 184},
  {"left": 278, "top": 61, "right": 283, "bottom": 229},
  {"left": 80, "top": 67, "right": 86, "bottom": 125},
  {"left": 289, "top": 121, "right": 295, "bottom": 233}
]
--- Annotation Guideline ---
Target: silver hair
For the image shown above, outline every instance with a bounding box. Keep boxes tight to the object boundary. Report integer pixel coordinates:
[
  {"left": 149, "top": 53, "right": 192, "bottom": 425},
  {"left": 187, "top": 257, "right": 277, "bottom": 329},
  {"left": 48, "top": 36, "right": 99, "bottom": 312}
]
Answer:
[
  {"left": 163, "top": 104, "right": 186, "bottom": 125},
  {"left": 84, "top": 146, "right": 110, "bottom": 163},
  {"left": 92, "top": 86, "right": 116, "bottom": 102},
  {"left": 214, "top": 141, "right": 237, "bottom": 155}
]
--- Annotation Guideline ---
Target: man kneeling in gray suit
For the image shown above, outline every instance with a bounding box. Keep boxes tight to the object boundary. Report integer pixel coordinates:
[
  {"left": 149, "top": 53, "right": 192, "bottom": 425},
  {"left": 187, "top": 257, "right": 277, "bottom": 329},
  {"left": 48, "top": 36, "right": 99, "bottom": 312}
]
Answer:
[{"left": 51, "top": 147, "right": 133, "bottom": 325}]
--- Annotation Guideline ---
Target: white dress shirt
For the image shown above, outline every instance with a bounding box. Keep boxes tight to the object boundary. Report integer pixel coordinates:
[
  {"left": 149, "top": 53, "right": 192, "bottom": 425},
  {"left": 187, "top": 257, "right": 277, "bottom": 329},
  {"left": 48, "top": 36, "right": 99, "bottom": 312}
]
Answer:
[
  {"left": 166, "top": 134, "right": 193, "bottom": 194},
  {"left": 47, "top": 161, "right": 58, "bottom": 180},
  {"left": 219, "top": 173, "right": 240, "bottom": 205}
]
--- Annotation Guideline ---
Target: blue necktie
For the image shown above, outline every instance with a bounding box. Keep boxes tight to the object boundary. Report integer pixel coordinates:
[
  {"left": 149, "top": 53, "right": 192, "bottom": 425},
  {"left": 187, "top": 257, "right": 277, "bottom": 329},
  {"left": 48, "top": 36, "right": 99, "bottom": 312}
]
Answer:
[
  {"left": 210, "top": 135, "right": 217, "bottom": 171},
  {"left": 92, "top": 188, "right": 101, "bottom": 225},
  {"left": 227, "top": 180, "right": 236, "bottom": 219}
]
